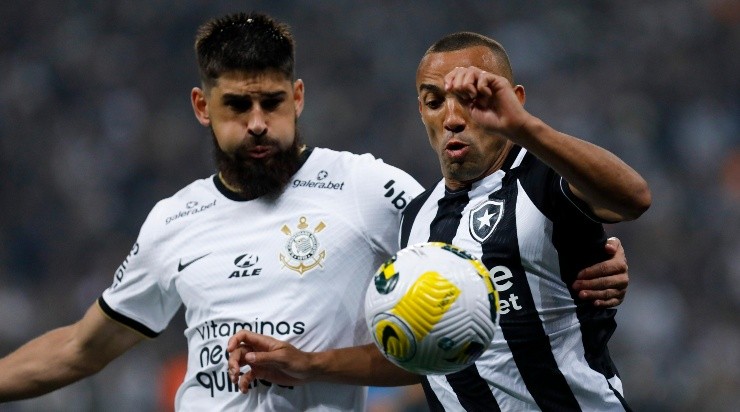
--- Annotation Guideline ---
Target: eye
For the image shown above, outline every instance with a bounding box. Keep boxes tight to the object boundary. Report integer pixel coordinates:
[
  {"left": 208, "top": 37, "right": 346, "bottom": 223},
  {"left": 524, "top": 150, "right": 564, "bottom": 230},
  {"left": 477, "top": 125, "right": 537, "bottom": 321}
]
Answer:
[
  {"left": 261, "top": 97, "right": 284, "bottom": 112},
  {"left": 424, "top": 98, "right": 443, "bottom": 110},
  {"left": 227, "top": 99, "right": 252, "bottom": 113}
]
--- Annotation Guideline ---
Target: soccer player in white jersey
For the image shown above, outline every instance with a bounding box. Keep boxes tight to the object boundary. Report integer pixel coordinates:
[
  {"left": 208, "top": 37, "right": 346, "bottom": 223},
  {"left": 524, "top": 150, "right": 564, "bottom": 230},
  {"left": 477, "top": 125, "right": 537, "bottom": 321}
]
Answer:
[
  {"left": 226, "top": 32, "right": 651, "bottom": 411},
  {"left": 0, "top": 13, "right": 632, "bottom": 412}
]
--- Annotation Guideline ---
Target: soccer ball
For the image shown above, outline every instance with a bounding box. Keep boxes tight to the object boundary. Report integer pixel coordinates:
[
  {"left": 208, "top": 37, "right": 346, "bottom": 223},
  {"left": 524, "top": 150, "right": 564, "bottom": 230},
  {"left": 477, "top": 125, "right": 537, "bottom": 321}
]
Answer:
[{"left": 364, "top": 242, "right": 499, "bottom": 375}]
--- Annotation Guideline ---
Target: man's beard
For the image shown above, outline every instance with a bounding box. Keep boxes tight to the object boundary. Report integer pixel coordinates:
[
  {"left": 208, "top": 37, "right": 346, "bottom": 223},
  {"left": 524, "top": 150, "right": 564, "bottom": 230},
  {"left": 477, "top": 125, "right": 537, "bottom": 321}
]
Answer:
[{"left": 213, "top": 128, "right": 303, "bottom": 200}]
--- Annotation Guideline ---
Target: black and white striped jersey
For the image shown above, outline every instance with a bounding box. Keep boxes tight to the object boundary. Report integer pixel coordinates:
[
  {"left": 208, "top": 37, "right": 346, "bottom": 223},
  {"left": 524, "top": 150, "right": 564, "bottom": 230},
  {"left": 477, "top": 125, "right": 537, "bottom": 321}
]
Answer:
[{"left": 400, "top": 146, "right": 631, "bottom": 411}]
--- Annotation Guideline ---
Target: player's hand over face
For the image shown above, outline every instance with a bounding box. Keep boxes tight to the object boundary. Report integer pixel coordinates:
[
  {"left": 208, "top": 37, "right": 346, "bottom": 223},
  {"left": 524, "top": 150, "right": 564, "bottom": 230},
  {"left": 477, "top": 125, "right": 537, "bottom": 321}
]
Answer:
[
  {"left": 444, "top": 66, "right": 529, "bottom": 137},
  {"left": 571, "top": 237, "right": 629, "bottom": 308},
  {"left": 227, "top": 331, "right": 312, "bottom": 394}
]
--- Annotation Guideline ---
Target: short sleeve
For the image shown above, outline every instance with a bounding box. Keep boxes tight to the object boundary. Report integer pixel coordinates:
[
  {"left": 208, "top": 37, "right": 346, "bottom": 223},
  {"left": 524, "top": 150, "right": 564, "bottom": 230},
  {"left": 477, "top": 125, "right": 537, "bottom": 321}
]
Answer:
[
  {"left": 350, "top": 155, "right": 424, "bottom": 258},
  {"left": 558, "top": 177, "right": 618, "bottom": 224},
  {"left": 99, "top": 206, "right": 182, "bottom": 337}
]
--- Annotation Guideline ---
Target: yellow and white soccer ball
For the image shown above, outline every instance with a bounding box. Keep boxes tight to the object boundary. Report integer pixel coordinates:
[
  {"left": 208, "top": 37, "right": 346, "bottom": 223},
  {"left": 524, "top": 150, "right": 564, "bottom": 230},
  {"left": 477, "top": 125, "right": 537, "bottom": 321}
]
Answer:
[{"left": 365, "top": 242, "right": 499, "bottom": 375}]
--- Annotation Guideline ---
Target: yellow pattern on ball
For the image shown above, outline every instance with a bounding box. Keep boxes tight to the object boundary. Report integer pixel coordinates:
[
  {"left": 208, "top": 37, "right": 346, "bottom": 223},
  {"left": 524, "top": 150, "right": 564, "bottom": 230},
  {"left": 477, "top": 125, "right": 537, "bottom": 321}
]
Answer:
[{"left": 393, "top": 271, "right": 460, "bottom": 340}]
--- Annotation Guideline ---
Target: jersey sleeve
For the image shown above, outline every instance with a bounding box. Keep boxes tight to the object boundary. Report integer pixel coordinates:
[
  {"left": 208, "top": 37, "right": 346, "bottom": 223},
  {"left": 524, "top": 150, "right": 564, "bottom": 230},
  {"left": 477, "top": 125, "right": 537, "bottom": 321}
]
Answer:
[
  {"left": 350, "top": 154, "right": 424, "bottom": 258},
  {"left": 99, "top": 203, "right": 182, "bottom": 337},
  {"left": 519, "top": 153, "right": 611, "bottom": 225},
  {"left": 557, "top": 178, "right": 619, "bottom": 224}
]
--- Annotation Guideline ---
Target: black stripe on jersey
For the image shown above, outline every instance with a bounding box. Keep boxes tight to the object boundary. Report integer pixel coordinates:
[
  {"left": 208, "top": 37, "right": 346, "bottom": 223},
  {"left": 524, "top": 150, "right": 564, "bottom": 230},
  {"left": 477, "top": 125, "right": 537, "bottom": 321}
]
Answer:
[
  {"left": 609, "top": 381, "right": 633, "bottom": 412},
  {"left": 443, "top": 364, "right": 502, "bottom": 412},
  {"left": 429, "top": 188, "right": 470, "bottom": 244},
  {"left": 481, "top": 170, "right": 582, "bottom": 410},
  {"left": 517, "top": 152, "right": 628, "bottom": 409},
  {"left": 422, "top": 187, "right": 501, "bottom": 411},
  {"left": 97, "top": 296, "right": 159, "bottom": 338},
  {"left": 420, "top": 380, "right": 446, "bottom": 412},
  {"left": 400, "top": 188, "right": 433, "bottom": 248},
  {"left": 402, "top": 187, "right": 448, "bottom": 412}
]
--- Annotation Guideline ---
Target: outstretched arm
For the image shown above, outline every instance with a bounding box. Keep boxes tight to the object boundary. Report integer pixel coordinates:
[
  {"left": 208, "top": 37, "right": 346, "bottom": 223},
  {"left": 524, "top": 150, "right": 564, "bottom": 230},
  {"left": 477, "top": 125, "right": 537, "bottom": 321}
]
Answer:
[
  {"left": 226, "top": 331, "right": 420, "bottom": 394},
  {"left": 0, "top": 301, "right": 145, "bottom": 402},
  {"left": 444, "top": 67, "right": 651, "bottom": 222},
  {"left": 573, "top": 236, "right": 629, "bottom": 308}
]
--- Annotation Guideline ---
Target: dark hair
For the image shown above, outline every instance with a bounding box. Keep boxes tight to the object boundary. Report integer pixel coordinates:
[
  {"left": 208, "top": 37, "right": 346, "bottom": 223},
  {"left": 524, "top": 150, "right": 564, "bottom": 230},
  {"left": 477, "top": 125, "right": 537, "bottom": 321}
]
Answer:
[
  {"left": 425, "top": 32, "right": 514, "bottom": 83},
  {"left": 194, "top": 12, "right": 295, "bottom": 88}
]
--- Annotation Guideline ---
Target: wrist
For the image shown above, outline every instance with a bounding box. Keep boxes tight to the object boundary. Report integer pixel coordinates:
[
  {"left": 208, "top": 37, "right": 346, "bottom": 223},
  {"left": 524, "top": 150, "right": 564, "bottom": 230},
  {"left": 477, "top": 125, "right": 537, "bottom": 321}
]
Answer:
[
  {"left": 306, "top": 350, "right": 331, "bottom": 382},
  {"left": 511, "top": 114, "right": 544, "bottom": 142}
]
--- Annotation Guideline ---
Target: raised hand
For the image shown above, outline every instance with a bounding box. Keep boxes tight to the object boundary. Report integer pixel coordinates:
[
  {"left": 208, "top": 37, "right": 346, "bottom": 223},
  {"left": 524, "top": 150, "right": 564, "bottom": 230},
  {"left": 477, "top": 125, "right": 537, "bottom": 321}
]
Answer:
[{"left": 443, "top": 66, "right": 530, "bottom": 138}]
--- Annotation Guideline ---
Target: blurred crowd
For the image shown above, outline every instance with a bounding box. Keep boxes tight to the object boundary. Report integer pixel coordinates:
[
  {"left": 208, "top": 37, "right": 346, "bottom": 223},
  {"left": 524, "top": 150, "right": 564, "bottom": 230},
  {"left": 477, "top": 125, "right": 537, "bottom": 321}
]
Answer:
[{"left": 1, "top": 1, "right": 738, "bottom": 411}]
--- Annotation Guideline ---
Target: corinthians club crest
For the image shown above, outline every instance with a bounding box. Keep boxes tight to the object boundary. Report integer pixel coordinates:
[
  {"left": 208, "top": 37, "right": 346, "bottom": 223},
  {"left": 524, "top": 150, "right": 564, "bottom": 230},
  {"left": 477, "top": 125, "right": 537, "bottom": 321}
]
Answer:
[
  {"left": 469, "top": 200, "right": 504, "bottom": 243},
  {"left": 280, "top": 216, "right": 327, "bottom": 275}
]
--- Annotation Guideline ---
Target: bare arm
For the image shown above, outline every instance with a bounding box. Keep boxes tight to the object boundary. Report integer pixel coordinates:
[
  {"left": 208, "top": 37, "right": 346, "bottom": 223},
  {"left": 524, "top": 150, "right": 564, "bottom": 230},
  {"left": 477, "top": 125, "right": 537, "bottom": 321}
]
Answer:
[
  {"left": 445, "top": 67, "right": 651, "bottom": 222},
  {"left": 0, "top": 301, "right": 145, "bottom": 402},
  {"left": 512, "top": 117, "right": 650, "bottom": 222},
  {"left": 226, "top": 331, "right": 420, "bottom": 394}
]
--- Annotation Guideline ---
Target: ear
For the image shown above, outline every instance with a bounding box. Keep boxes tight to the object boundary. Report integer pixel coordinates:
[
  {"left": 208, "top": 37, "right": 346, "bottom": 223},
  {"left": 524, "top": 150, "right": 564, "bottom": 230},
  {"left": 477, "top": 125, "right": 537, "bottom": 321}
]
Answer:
[
  {"left": 514, "top": 84, "right": 526, "bottom": 106},
  {"left": 191, "top": 87, "right": 210, "bottom": 126},
  {"left": 293, "top": 79, "right": 305, "bottom": 118}
]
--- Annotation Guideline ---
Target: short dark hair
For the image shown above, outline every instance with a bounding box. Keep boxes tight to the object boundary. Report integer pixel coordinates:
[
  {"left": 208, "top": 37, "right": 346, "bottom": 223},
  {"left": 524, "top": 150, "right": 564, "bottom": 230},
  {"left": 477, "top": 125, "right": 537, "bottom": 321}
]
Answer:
[
  {"left": 425, "top": 32, "right": 514, "bottom": 83},
  {"left": 194, "top": 12, "right": 295, "bottom": 89}
]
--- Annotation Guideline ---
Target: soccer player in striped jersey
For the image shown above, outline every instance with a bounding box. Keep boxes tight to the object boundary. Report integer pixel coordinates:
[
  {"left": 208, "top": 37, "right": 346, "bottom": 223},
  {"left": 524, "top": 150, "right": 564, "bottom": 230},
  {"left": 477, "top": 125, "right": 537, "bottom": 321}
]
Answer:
[{"left": 227, "top": 32, "right": 650, "bottom": 411}]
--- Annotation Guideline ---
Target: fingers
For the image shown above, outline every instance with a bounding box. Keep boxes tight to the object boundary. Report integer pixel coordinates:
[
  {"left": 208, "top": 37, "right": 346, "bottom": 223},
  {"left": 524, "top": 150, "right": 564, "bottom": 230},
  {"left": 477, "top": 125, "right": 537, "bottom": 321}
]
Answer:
[
  {"left": 572, "top": 236, "right": 629, "bottom": 307},
  {"left": 227, "top": 343, "right": 248, "bottom": 380},
  {"left": 227, "top": 330, "right": 272, "bottom": 387},
  {"left": 604, "top": 236, "right": 623, "bottom": 257},
  {"left": 229, "top": 349, "right": 279, "bottom": 393},
  {"left": 227, "top": 330, "right": 259, "bottom": 351},
  {"left": 238, "top": 367, "right": 256, "bottom": 394},
  {"left": 228, "top": 330, "right": 281, "bottom": 352},
  {"left": 577, "top": 287, "right": 626, "bottom": 308},
  {"left": 574, "top": 238, "right": 628, "bottom": 282},
  {"left": 574, "top": 272, "right": 628, "bottom": 292},
  {"left": 444, "top": 66, "right": 496, "bottom": 102}
]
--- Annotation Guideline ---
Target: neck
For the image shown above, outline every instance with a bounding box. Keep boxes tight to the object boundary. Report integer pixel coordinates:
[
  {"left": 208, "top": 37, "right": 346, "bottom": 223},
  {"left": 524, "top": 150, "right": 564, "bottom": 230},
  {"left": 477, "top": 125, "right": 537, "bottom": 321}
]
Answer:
[{"left": 218, "top": 172, "right": 243, "bottom": 194}]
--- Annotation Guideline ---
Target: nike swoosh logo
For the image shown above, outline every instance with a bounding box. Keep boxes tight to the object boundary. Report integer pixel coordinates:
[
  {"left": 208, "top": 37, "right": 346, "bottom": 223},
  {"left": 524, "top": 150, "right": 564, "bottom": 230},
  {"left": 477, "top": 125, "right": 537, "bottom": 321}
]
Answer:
[{"left": 178, "top": 253, "right": 211, "bottom": 272}]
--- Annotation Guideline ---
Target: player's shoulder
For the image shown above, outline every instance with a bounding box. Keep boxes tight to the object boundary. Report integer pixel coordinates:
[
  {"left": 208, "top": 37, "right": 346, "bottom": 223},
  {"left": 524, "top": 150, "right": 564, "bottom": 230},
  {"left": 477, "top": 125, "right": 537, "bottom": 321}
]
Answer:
[
  {"left": 309, "top": 147, "right": 390, "bottom": 168},
  {"left": 300, "top": 147, "right": 423, "bottom": 212},
  {"left": 143, "top": 175, "right": 220, "bottom": 230},
  {"left": 405, "top": 180, "right": 443, "bottom": 214},
  {"left": 308, "top": 147, "right": 420, "bottom": 185}
]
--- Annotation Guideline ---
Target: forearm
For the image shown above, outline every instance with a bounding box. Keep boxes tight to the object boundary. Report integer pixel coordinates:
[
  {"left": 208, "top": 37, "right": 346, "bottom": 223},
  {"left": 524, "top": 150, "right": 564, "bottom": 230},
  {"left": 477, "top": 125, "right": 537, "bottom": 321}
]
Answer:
[
  {"left": 513, "top": 116, "right": 651, "bottom": 221},
  {"left": 0, "top": 303, "right": 143, "bottom": 402},
  {"left": 0, "top": 326, "right": 102, "bottom": 401},
  {"left": 310, "top": 344, "right": 421, "bottom": 386}
]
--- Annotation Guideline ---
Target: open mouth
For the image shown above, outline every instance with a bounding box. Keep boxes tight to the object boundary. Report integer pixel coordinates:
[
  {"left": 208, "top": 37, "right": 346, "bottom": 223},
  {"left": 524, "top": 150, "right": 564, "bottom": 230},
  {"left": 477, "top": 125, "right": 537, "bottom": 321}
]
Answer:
[{"left": 445, "top": 140, "right": 469, "bottom": 159}]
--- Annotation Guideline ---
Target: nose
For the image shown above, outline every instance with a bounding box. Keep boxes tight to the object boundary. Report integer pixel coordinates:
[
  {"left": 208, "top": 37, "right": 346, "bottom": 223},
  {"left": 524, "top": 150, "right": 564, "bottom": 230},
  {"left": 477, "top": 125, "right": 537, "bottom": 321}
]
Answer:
[
  {"left": 443, "top": 98, "right": 466, "bottom": 134},
  {"left": 248, "top": 109, "right": 267, "bottom": 137}
]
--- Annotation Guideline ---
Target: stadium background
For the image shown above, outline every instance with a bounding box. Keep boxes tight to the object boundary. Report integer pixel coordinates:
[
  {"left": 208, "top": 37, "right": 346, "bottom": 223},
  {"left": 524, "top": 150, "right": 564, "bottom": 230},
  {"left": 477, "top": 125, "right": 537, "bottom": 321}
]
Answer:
[{"left": 0, "top": 1, "right": 738, "bottom": 411}]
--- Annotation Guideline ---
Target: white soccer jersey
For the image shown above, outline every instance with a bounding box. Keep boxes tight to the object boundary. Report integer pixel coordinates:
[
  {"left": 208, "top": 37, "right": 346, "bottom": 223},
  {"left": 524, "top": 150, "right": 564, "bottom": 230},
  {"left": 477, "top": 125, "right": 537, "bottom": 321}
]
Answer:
[
  {"left": 399, "top": 146, "right": 631, "bottom": 411},
  {"left": 100, "top": 147, "right": 423, "bottom": 412}
]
